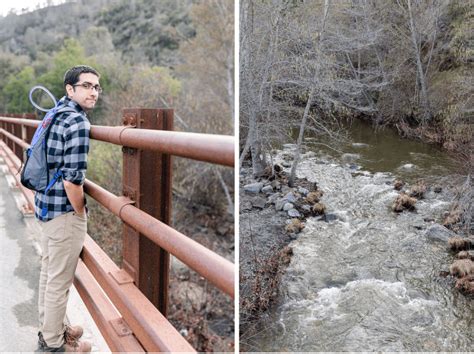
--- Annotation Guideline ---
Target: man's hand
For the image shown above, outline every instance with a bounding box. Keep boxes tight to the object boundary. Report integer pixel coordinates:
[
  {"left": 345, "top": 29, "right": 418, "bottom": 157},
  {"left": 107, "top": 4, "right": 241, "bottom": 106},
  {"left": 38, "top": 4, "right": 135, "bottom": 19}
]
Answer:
[{"left": 63, "top": 180, "right": 86, "bottom": 215}]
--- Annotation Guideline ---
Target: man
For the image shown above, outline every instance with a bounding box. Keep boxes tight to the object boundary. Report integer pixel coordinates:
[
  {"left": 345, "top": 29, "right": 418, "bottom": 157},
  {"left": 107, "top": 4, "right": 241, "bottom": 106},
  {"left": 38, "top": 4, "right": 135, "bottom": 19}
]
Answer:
[{"left": 36, "top": 65, "right": 101, "bottom": 353}]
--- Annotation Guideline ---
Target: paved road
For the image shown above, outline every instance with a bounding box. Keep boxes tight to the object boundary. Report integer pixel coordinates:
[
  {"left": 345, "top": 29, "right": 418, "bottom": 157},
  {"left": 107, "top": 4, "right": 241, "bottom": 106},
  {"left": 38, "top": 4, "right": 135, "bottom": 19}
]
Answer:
[{"left": 0, "top": 161, "right": 40, "bottom": 351}]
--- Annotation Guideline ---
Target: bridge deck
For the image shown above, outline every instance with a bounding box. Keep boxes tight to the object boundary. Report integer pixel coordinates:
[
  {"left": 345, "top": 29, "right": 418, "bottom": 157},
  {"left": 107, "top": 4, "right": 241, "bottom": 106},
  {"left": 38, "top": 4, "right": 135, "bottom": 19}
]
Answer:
[{"left": 0, "top": 157, "right": 109, "bottom": 352}]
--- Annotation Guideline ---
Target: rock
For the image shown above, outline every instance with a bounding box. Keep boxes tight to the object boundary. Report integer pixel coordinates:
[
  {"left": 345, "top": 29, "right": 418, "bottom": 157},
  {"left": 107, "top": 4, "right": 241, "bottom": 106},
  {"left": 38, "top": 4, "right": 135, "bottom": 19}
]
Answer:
[
  {"left": 399, "top": 163, "right": 415, "bottom": 170},
  {"left": 261, "top": 185, "right": 274, "bottom": 194},
  {"left": 283, "top": 202, "right": 294, "bottom": 211},
  {"left": 297, "top": 186, "right": 309, "bottom": 196},
  {"left": 282, "top": 161, "right": 292, "bottom": 167},
  {"left": 322, "top": 213, "right": 338, "bottom": 222},
  {"left": 243, "top": 182, "right": 264, "bottom": 194},
  {"left": 267, "top": 193, "right": 280, "bottom": 204},
  {"left": 284, "top": 192, "right": 297, "bottom": 203},
  {"left": 283, "top": 143, "right": 297, "bottom": 150},
  {"left": 341, "top": 153, "right": 360, "bottom": 163},
  {"left": 298, "top": 204, "right": 312, "bottom": 217},
  {"left": 424, "top": 224, "right": 455, "bottom": 243},
  {"left": 352, "top": 143, "right": 369, "bottom": 148},
  {"left": 281, "top": 185, "right": 292, "bottom": 194},
  {"left": 240, "top": 200, "right": 253, "bottom": 211},
  {"left": 287, "top": 209, "right": 301, "bottom": 218},
  {"left": 433, "top": 186, "right": 442, "bottom": 193},
  {"left": 302, "top": 151, "right": 316, "bottom": 159},
  {"left": 275, "top": 198, "right": 287, "bottom": 211},
  {"left": 251, "top": 197, "right": 267, "bottom": 209},
  {"left": 271, "top": 180, "right": 281, "bottom": 190}
]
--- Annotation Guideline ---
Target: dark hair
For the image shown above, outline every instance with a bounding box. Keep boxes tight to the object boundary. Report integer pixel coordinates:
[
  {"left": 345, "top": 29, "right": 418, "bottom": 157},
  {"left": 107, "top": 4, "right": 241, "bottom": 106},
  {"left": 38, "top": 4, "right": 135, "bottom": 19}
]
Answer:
[{"left": 63, "top": 65, "right": 100, "bottom": 88}]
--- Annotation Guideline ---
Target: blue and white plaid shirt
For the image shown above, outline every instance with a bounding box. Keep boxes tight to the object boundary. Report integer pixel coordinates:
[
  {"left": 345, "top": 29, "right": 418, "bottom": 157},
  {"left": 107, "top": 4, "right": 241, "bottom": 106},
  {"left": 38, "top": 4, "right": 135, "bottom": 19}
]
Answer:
[{"left": 34, "top": 96, "right": 90, "bottom": 221}]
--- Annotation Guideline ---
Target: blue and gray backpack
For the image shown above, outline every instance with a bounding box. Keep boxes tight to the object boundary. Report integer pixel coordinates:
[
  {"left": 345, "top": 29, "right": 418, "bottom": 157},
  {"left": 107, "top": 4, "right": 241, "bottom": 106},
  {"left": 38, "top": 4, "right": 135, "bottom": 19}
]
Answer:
[{"left": 20, "top": 105, "right": 75, "bottom": 193}]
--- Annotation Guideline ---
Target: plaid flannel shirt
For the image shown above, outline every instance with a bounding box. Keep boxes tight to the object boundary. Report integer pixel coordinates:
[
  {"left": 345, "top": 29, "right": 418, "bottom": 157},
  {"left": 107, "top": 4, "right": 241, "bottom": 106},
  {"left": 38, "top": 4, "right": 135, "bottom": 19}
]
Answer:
[{"left": 34, "top": 96, "right": 90, "bottom": 221}]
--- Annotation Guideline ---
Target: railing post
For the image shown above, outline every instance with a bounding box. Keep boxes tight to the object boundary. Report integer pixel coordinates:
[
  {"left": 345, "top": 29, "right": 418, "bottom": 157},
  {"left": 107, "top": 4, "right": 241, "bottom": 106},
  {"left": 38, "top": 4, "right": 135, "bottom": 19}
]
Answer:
[{"left": 121, "top": 108, "right": 173, "bottom": 316}]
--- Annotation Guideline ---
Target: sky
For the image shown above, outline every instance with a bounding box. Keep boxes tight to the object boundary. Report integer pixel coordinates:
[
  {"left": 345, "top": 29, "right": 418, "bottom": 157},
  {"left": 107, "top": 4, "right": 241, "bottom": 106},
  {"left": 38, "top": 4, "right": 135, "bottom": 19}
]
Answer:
[{"left": 0, "top": 0, "right": 66, "bottom": 17}]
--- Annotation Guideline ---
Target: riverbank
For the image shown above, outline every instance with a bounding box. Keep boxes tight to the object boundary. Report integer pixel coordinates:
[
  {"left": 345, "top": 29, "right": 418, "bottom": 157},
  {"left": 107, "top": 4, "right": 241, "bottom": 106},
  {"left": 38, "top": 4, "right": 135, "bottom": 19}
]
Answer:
[{"left": 240, "top": 149, "right": 335, "bottom": 350}]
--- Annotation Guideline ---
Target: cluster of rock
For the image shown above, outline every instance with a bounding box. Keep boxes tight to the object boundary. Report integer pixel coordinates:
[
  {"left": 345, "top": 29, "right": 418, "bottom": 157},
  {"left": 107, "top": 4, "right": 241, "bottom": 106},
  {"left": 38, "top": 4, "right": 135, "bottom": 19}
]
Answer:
[
  {"left": 392, "top": 179, "right": 439, "bottom": 212},
  {"left": 242, "top": 165, "right": 327, "bottom": 237},
  {"left": 448, "top": 237, "right": 474, "bottom": 295}
]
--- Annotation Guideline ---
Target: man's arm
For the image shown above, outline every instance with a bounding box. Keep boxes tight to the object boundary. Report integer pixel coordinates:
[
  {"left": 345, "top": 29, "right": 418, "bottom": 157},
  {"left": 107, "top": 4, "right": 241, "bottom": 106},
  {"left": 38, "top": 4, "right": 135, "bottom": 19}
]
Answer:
[
  {"left": 63, "top": 181, "right": 86, "bottom": 215},
  {"left": 62, "top": 114, "right": 90, "bottom": 216}
]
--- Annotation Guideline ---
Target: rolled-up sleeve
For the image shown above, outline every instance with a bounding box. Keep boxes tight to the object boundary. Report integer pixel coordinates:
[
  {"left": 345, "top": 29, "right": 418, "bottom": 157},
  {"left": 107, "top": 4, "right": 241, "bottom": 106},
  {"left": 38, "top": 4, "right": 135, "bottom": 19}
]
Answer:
[{"left": 61, "top": 115, "right": 90, "bottom": 185}]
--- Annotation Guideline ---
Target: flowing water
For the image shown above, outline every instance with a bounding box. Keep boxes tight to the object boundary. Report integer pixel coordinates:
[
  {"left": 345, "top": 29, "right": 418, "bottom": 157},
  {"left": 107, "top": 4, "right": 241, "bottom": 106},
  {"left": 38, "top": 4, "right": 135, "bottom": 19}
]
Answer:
[{"left": 252, "top": 120, "right": 473, "bottom": 351}]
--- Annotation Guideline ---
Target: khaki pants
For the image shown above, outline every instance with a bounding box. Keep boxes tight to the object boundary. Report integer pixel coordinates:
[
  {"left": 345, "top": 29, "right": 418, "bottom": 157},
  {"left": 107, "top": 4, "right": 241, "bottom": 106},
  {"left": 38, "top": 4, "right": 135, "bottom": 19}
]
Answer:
[{"left": 38, "top": 211, "right": 87, "bottom": 348}]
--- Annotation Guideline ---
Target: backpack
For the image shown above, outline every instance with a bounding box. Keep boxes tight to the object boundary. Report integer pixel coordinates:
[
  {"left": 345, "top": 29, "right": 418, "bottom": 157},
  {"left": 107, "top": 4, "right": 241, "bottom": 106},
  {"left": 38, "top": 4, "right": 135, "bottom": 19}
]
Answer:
[{"left": 20, "top": 104, "right": 75, "bottom": 193}]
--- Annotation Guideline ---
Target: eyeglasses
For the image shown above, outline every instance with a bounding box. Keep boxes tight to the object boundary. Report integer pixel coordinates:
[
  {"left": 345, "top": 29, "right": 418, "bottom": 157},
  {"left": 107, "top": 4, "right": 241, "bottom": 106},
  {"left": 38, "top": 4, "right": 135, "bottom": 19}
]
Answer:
[{"left": 73, "top": 82, "right": 103, "bottom": 93}]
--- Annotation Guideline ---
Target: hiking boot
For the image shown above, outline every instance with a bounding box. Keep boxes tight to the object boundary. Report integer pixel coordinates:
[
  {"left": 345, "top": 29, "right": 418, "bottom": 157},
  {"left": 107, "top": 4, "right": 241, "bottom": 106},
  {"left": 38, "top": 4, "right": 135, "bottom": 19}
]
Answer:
[
  {"left": 63, "top": 340, "right": 92, "bottom": 353},
  {"left": 39, "top": 339, "right": 91, "bottom": 353},
  {"left": 64, "top": 325, "right": 84, "bottom": 345},
  {"left": 36, "top": 331, "right": 47, "bottom": 352}
]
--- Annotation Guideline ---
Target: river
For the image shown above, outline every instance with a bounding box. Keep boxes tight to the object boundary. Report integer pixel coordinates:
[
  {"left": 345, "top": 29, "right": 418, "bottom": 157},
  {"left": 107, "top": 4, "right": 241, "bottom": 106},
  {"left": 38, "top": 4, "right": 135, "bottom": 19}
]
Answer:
[{"left": 251, "top": 120, "right": 473, "bottom": 351}]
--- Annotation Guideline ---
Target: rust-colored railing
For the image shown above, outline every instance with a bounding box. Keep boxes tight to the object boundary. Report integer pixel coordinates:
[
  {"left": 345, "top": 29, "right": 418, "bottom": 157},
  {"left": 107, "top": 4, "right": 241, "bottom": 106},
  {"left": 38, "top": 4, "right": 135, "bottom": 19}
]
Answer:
[{"left": 0, "top": 108, "right": 234, "bottom": 353}]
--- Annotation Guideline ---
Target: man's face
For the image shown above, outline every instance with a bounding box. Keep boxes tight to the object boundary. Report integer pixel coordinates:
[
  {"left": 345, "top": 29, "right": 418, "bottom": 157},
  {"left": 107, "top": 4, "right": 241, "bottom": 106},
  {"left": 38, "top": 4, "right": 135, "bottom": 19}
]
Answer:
[{"left": 65, "top": 73, "right": 100, "bottom": 111}]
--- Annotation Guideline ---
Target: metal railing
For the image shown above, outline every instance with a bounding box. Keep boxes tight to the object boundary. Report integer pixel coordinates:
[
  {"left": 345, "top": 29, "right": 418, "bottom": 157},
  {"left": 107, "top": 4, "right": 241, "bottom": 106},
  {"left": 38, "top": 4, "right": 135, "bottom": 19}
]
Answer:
[{"left": 0, "top": 108, "right": 234, "bottom": 352}]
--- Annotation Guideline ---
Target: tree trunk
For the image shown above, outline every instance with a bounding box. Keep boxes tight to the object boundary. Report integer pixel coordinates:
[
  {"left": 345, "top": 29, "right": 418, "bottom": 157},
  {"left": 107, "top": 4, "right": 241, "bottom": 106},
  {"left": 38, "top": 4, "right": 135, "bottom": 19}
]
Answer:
[
  {"left": 407, "top": 0, "right": 432, "bottom": 123},
  {"left": 289, "top": 88, "right": 315, "bottom": 187}
]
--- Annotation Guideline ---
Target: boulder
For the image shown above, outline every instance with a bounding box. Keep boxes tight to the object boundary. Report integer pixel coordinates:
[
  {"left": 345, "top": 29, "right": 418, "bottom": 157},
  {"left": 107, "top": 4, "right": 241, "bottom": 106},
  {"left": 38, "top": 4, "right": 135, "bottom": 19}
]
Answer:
[
  {"left": 243, "top": 182, "right": 264, "bottom": 194},
  {"left": 275, "top": 198, "right": 287, "bottom": 211},
  {"left": 261, "top": 185, "right": 274, "bottom": 194},
  {"left": 284, "top": 191, "right": 297, "bottom": 203},
  {"left": 424, "top": 224, "right": 455, "bottom": 242},
  {"left": 251, "top": 197, "right": 267, "bottom": 209},
  {"left": 267, "top": 193, "right": 280, "bottom": 204},
  {"left": 283, "top": 202, "right": 294, "bottom": 211},
  {"left": 297, "top": 186, "right": 309, "bottom": 196},
  {"left": 287, "top": 209, "right": 301, "bottom": 218}
]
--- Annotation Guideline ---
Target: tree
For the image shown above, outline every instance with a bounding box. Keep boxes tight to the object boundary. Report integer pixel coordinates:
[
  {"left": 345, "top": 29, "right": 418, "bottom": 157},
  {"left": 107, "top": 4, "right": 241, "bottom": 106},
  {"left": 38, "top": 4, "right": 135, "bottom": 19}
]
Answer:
[{"left": 2, "top": 66, "right": 36, "bottom": 113}]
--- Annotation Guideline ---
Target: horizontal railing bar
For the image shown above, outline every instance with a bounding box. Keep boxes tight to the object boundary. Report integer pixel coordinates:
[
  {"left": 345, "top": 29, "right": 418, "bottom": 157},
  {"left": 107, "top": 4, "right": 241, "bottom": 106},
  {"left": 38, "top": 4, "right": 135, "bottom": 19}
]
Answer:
[
  {"left": 91, "top": 125, "right": 234, "bottom": 167},
  {"left": 84, "top": 179, "right": 235, "bottom": 298},
  {"left": 81, "top": 236, "right": 196, "bottom": 353},
  {"left": 0, "top": 128, "right": 29, "bottom": 149},
  {"left": 74, "top": 259, "right": 145, "bottom": 353},
  {"left": 0, "top": 116, "right": 38, "bottom": 128},
  {"left": 0, "top": 117, "right": 234, "bottom": 167}
]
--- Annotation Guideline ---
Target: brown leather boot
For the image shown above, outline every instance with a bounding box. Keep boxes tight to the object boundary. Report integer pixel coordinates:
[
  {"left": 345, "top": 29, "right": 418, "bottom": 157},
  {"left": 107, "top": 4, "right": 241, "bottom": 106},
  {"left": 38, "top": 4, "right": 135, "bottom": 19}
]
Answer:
[
  {"left": 64, "top": 325, "right": 83, "bottom": 346},
  {"left": 63, "top": 340, "right": 92, "bottom": 353}
]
